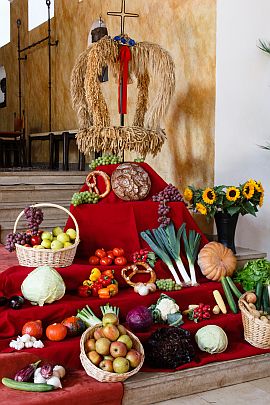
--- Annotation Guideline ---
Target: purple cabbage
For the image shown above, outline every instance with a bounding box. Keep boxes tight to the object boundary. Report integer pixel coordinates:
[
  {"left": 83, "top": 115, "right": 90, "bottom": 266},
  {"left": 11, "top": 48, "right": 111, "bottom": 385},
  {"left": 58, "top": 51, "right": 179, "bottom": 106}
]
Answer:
[{"left": 126, "top": 306, "right": 153, "bottom": 332}]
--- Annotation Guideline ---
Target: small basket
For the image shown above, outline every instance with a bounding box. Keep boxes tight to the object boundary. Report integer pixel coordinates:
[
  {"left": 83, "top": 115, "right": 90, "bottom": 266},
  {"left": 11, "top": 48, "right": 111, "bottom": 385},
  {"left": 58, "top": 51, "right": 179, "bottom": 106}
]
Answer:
[
  {"left": 239, "top": 292, "right": 270, "bottom": 349},
  {"left": 80, "top": 324, "right": 145, "bottom": 382},
  {"left": 13, "top": 203, "right": 80, "bottom": 268}
]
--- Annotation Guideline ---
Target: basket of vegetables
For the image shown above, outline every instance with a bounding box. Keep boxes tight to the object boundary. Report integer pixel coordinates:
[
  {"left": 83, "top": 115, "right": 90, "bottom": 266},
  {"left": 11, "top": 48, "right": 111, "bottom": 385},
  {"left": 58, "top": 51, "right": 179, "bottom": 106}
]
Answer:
[
  {"left": 238, "top": 289, "right": 270, "bottom": 349},
  {"left": 8, "top": 203, "right": 80, "bottom": 268}
]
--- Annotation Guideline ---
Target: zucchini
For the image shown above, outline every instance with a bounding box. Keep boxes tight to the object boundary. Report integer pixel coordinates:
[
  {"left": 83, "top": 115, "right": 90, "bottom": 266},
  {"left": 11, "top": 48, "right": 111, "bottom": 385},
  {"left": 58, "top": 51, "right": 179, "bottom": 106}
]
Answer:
[
  {"left": 255, "top": 281, "right": 263, "bottom": 310},
  {"left": 221, "top": 277, "right": 238, "bottom": 313},
  {"left": 262, "top": 285, "right": 270, "bottom": 313},
  {"left": 1, "top": 378, "right": 55, "bottom": 392},
  {"left": 226, "top": 277, "right": 242, "bottom": 299}
]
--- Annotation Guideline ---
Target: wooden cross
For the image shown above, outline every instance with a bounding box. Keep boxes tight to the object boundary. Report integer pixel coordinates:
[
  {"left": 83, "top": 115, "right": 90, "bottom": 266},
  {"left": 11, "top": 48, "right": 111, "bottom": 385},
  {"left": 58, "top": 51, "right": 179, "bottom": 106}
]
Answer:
[{"left": 107, "top": 0, "right": 139, "bottom": 35}]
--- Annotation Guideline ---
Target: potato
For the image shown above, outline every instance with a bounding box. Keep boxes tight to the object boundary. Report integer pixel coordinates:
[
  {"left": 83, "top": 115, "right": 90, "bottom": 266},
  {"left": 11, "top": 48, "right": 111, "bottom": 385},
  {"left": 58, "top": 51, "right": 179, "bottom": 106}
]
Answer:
[{"left": 245, "top": 292, "right": 257, "bottom": 304}]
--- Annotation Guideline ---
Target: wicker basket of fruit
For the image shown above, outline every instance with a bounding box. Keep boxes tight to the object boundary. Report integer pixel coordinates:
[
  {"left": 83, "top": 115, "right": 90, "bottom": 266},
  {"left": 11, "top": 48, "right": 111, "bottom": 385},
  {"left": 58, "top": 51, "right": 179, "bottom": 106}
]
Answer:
[
  {"left": 80, "top": 319, "right": 144, "bottom": 382},
  {"left": 9, "top": 203, "right": 79, "bottom": 268},
  {"left": 239, "top": 291, "right": 270, "bottom": 349}
]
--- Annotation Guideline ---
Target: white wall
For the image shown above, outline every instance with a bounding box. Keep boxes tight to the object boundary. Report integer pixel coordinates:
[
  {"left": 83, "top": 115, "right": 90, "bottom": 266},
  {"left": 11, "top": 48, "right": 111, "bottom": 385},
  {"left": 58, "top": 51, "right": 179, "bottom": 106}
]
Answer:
[{"left": 215, "top": 0, "right": 270, "bottom": 257}]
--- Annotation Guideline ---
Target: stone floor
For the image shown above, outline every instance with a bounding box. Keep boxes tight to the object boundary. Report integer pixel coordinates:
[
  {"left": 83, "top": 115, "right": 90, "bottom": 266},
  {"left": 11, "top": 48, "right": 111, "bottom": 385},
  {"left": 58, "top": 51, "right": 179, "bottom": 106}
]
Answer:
[{"left": 154, "top": 377, "right": 270, "bottom": 404}]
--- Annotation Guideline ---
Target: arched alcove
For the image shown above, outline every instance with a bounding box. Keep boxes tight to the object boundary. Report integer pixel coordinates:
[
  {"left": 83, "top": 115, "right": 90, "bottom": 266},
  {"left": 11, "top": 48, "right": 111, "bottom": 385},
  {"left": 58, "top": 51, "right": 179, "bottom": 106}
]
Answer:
[{"left": 0, "top": 65, "right": 6, "bottom": 108}]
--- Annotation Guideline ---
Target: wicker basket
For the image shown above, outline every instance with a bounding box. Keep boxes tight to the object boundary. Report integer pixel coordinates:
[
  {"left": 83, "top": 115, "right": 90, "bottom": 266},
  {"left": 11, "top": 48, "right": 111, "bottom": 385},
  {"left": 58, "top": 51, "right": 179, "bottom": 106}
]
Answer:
[
  {"left": 80, "top": 324, "right": 145, "bottom": 382},
  {"left": 13, "top": 203, "right": 80, "bottom": 268},
  {"left": 239, "top": 292, "right": 270, "bottom": 349}
]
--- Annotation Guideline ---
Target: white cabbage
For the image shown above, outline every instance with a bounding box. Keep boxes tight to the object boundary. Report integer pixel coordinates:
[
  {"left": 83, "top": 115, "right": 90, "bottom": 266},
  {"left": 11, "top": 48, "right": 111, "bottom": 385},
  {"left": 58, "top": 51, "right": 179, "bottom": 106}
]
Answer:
[
  {"left": 195, "top": 325, "right": 228, "bottom": 354},
  {"left": 21, "top": 266, "right": 66, "bottom": 306}
]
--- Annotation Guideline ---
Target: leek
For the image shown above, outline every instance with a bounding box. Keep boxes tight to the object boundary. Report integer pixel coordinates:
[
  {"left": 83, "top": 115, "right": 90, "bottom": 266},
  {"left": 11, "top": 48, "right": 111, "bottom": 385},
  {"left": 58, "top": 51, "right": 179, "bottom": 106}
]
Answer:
[
  {"left": 77, "top": 305, "right": 101, "bottom": 327},
  {"left": 182, "top": 228, "right": 201, "bottom": 286}
]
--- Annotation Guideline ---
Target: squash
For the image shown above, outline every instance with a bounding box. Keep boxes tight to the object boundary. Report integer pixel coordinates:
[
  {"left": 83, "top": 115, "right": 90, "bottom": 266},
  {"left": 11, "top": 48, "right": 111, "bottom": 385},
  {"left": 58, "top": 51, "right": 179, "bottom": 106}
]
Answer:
[
  {"left": 46, "top": 323, "right": 67, "bottom": 341},
  {"left": 22, "top": 320, "right": 43, "bottom": 339},
  {"left": 198, "top": 241, "right": 237, "bottom": 281},
  {"left": 61, "top": 316, "right": 86, "bottom": 336}
]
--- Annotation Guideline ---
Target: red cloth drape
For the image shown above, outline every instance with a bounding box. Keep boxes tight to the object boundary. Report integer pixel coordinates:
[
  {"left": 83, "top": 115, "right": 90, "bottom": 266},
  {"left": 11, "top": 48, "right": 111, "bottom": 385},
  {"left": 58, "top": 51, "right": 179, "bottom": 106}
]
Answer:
[{"left": 118, "top": 46, "right": 131, "bottom": 114}]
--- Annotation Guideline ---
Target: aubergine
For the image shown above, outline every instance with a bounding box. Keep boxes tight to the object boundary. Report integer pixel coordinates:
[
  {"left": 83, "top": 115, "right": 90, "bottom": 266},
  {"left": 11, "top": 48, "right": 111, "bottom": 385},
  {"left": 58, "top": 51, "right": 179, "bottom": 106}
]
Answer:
[
  {"left": 9, "top": 296, "right": 24, "bottom": 309},
  {"left": 14, "top": 360, "right": 41, "bottom": 382},
  {"left": 0, "top": 296, "right": 8, "bottom": 306}
]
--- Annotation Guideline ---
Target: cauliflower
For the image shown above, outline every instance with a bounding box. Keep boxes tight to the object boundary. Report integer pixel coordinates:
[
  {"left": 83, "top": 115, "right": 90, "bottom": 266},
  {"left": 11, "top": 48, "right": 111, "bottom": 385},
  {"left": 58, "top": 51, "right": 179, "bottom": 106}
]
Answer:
[{"left": 155, "top": 296, "right": 179, "bottom": 321}]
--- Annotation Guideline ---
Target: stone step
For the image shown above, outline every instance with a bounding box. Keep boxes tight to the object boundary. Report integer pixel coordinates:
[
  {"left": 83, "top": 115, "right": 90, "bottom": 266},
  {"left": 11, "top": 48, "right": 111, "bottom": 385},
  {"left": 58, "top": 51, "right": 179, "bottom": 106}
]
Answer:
[
  {"left": 0, "top": 201, "right": 71, "bottom": 222},
  {"left": 0, "top": 171, "right": 88, "bottom": 185}
]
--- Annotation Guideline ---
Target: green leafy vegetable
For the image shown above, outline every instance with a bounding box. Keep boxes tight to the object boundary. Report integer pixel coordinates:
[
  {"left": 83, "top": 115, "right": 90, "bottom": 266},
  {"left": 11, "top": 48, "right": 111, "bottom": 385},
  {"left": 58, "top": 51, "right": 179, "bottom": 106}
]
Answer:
[{"left": 233, "top": 259, "right": 270, "bottom": 291}]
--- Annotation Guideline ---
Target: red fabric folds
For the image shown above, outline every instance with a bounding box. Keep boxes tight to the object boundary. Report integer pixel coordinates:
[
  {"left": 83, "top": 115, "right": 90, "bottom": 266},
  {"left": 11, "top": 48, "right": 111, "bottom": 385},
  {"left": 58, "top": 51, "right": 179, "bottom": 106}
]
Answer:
[{"left": 118, "top": 46, "right": 131, "bottom": 114}]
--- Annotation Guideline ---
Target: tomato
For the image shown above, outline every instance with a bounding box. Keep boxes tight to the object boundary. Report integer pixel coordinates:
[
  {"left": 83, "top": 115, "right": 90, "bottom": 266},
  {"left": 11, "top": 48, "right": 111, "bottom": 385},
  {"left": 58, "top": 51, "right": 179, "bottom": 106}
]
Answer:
[
  {"left": 95, "top": 248, "right": 107, "bottom": 258},
  {"left": 100, "top": 257, "right": 113, "bottom": 266},
  {"left": 107, "top": 250, "right": 115, "bottom": 260},
  {"left": 112, "top": 248, "right": 125, "bottom": 257},
  {"left": 114, "top": 256, "right": 127, "bottom": 266},
  {"left": 89, "top": 255, "right": 100, "bottom": 265},
  {"left": 30, "top": 235, "right": 42, "bottom": 246},
  {"left": 26, "top": 229, "right": 32, "bottom": 236}
]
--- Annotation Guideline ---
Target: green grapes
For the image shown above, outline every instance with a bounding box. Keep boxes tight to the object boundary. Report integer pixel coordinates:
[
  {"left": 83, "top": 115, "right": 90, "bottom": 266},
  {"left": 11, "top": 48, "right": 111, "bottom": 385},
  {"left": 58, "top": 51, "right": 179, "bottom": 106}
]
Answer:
[
  {"left": 156, "top": 279, "right": 182, "bottom": 291},
  {"left": 89, "top": 154, "right": 123, "bottom": 170},
  {"left": 134, "top": 157, "right": 145, "bottom": 163},
  {"left": 71, "top": 191, "right": 100, "bottom": 207}
]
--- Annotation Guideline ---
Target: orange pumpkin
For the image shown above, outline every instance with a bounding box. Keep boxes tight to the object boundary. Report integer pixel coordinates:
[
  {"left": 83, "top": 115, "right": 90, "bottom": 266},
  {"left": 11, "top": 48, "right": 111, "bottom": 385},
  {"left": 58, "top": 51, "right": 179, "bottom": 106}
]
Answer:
[
  {"left": 22, "top": 320, "right": 43, "bottom": 339},
  {"left": 198, "top": 241, "right": 237, "bottom": 281},
  {"left": 61, "top": 316, "right": 85, "bottom": 336},
  {"left": 46, "top": 323, "right": 67, "bottom": 341}
]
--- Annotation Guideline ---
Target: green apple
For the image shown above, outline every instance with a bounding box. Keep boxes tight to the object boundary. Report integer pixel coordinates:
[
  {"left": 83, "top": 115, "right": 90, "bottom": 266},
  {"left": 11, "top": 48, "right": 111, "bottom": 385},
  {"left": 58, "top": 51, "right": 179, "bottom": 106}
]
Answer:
[
  {"left": 113, "top": 357, "right": 130, "bottom": 373},
  {"left": 57, "top": 233, "right": 70, "bottom": 244},
  {"left": 41, "top": 239, "right": 52, "bottom": 249},
  {"left": 117, "top": 334, "right": 133, "bottom": 350},
  {"left": 51, "top": 240, "right": 64, "bottom": 251},
  {"left": 33, "top": 245, "right": 45, "bottom": 249},
  {"left": 66, "top": 228, "right": 77, "bottom": 240},
  {"left": 41, "top": 231, "right": 53, "bottom": 241},
  {"left": 52, "top": 226, "right": 63, "bottom": 237},
  {"left": 64, "top": 241, "right": 73, "bottom": 248}
]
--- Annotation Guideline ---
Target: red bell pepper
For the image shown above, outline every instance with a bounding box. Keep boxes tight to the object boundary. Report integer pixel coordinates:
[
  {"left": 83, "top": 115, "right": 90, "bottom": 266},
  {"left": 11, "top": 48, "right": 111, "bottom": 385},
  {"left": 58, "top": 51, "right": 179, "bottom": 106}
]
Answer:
[{"left": 78, "top": 285, "right": 91, "bottom": 297}]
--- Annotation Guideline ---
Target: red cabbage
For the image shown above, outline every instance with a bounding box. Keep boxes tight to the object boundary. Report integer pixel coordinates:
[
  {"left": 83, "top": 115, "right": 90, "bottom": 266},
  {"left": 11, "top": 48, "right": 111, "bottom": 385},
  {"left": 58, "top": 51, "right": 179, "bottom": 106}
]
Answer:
[{"left": 126, "top": 306, "right": 153, "bottom": 332}]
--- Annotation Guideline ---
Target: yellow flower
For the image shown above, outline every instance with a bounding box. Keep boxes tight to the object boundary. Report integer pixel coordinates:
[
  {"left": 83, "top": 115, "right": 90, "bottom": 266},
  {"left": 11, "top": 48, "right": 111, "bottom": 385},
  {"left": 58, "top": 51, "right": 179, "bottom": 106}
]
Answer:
[
  {"left": 226, "top": 187, "right": 240, "bottom": 202},
  {"left": 255, "top": 181, "right": 264, "bottom": 194},
  {"left": 196, "top": 202, "right": 207, "bottom": 215},
  {"left": 184, "top": 187, "right": 193, "bottom": 202},
  {"left": 247, "top": 178, "right": 256, "bottom": 186},
  {"left": 242, "top": 182, "right": 255, "bottom": 200},
  {"left": 202, "top": 188, "right": 216, "bottom": 205},
  {"left": 259, "top": 192, "right": 264, "bottom": 207}
]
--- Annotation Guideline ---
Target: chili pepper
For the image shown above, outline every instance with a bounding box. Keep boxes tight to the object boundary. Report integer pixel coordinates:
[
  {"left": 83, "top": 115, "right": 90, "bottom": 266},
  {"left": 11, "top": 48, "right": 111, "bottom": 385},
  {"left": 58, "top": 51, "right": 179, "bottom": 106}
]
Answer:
[
  {"left": 102, "top": 269, "right": 115, "bottom": 278},
  {"left": 89, "top": 268, "right": 101, "bottom": 282},
  {"left": 78, "top": 285, "right": 91, "bottom": 297},
  {"left": 107, "top": 284, "right": 118, "bottom": 296},
  {"left": 83, "top": 280, "right": 93, "bottom": 287},
  {"left": 91, "top": 282, "right": 103, "bottom": 297},
  {"left": 98, "top": 288, "right": 111, "bottom": 299}
]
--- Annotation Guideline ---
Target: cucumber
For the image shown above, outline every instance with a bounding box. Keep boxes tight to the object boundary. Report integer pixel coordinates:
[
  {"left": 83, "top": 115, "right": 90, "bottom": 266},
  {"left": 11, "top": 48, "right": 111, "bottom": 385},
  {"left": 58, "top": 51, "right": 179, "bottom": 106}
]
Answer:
[
  {"left": 2, "top": 378, "right": 55, "bottom": 392},
  {"left": 226, "top": 277, "right": 242, "bottom": 299},
  {"left": 255, "top": 281, "right": 263, "bottom": 310},
  {"left": 262, "top": 285, "right": 270, "bottom": 313},
  {"left": 221, "top": 277, "right": 238, "bottom": 313}
]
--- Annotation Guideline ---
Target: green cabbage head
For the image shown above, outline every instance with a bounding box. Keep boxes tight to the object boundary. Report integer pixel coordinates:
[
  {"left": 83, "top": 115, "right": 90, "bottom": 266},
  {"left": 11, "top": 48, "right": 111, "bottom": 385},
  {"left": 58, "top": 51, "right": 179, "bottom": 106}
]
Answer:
[{"left": 195, "top": 325, "right": 228, "bottom": 354}]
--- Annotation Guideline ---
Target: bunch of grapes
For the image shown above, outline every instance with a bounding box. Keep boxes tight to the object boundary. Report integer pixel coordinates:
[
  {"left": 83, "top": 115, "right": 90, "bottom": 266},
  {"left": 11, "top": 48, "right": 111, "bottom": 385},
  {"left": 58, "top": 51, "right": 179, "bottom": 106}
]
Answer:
[
  {"left": 156, "top": 279, "right": 182, "bottom": 291},
  {"left": 5, "top": 232, "right": 31, "bottom": 252},
  {"left": 24, "top": 206, "right": 44, "bottom": 235},
  {"left": 134, "top": 157, "right": 145, "bottom": 163},
  {"left": 71, "top": 191, "right": 100, "bottom": 207},
  {"left": 152, "top": 184, "right": 184, "bottom": 227},
  {"left": 89, "top": 154, "right": 122, "bottom": 170},
  {"left": 189, "top": 303, "right": 211, "bottom": 323}
]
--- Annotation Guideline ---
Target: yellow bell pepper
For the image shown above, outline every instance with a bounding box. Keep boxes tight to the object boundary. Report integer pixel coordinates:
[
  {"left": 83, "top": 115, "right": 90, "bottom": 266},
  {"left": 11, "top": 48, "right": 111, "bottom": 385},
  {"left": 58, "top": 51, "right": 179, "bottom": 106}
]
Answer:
[
  {"left": 90, "top": 267, "right": 101, "bottom": 282},
  {"left": 83, "top": 280, "right": 93, "bottom": 287}
]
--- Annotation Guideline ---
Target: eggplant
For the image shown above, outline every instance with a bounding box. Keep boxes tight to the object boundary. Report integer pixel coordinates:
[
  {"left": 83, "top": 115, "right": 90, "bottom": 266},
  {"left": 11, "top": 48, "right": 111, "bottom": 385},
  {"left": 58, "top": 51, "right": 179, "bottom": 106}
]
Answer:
[
  {"left": 9, "top": 295, "right": 24, "bottom": 309},
  {"left": 0, "top": 296, "right": 8, "bottom": 306},
  {"left": 14, "top": 360, "right": 41, "bottom": 382},
  {"left": 40, "top": 364, "right": 53, "bottom": 379}
]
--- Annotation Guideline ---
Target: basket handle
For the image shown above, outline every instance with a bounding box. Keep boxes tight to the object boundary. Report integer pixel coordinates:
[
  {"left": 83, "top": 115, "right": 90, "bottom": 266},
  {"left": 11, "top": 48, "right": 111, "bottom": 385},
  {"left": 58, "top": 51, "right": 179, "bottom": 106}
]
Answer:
[{"left": 13, "top": 203, "right": 80, "bottom": 242}]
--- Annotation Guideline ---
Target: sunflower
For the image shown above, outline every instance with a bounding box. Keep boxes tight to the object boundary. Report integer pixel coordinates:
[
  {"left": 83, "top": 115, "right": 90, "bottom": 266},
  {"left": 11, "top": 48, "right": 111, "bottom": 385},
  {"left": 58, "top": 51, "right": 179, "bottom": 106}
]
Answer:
[
  {"left": 184, "top": 187, "right": 193, "bottom": 202},
  {"left": 259, "top": 192, "right": 264, "bottom": 207},
  {"left": 226, "top": 186, "right": 240, "bottom": 202},
  {"left": 202, "top": 188, "right": 216, "bottom": 205},
  {"left": 247, "top": 178, "right": 257, "bottom": 186},
  {"left": 255, "top": 181, "right": 264, "bottom": 194},
  {"left": 242, "top": 182, "right": 255, "bottom": 200},
  {"left": 196, "top": 202, "right": 207, "bottom": 215}
]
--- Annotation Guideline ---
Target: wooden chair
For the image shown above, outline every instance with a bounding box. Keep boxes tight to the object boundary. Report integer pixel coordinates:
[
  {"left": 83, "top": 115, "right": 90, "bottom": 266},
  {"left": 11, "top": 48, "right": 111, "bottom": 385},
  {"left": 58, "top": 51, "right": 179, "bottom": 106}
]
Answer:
[{"left": 0, "top": 112, "right": 26, "bottom": 168}]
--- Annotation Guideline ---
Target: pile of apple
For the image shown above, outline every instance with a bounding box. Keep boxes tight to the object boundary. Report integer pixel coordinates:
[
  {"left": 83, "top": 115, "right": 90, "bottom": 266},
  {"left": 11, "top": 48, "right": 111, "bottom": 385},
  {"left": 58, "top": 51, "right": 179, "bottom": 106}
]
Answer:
[
  {"left": 30, "top": 227, "right": 77, "bottom": 251},
  {"left": 85, "top": 313, "right": 142, "bottom": 374},
  {"left": 89, "top": 248, "right": 127, "bottom": 266}
]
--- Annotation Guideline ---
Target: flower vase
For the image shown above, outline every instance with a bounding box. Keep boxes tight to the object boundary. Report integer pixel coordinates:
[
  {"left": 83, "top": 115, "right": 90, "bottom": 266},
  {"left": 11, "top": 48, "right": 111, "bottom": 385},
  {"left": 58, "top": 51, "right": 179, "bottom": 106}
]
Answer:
[{"left": 214, "top": 212, "right": 239, "bottom": 254}]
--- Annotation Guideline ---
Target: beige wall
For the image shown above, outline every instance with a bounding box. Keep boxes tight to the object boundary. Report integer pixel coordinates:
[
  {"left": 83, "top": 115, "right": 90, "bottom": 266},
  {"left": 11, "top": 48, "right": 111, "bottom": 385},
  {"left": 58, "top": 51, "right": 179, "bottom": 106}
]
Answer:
[{"left": 0, "top": 0, "right": 216, "bottom": 230}]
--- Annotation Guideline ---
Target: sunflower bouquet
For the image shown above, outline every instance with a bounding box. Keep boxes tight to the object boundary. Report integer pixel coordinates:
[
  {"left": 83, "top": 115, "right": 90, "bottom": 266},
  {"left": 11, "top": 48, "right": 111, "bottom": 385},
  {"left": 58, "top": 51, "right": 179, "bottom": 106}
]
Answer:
[{"left": 183, "top": 179, "right": 264, "bottom": 221}]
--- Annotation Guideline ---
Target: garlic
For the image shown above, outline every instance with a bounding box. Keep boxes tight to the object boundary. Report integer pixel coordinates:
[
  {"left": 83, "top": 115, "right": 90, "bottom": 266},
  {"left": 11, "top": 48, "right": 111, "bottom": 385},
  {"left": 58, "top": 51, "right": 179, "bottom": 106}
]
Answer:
[
  {"left": 33, "top": 340, "right": 44, "bottom": 348},
  {"left": 34, "top": 372, "right": 47, "bottom": 384},
  {"left": 212, "top": 305, "right": 221, "bottom": 315},
  {"left": 9, "top": 340, "right": 17, "bottom": 348},
  {"left": 24, "top": 341, "right": 33, "bottom": 348},
  {"left": 34, "top": 367, "right": 42, "bottom": 377},
  {"left": 147, "top": 283, "right": 157, "bottom": 292},
  {"left": 15, "top": 341, "right": 24, "bottom": 350},
  {"left": 137, "top": 284, "right": 150, "bottom": 296},
  {"left": 134, "top": 283, "right": 144, "bottom": 293},
  {"left": 21, "top": 334, "right": 31, "bottom": 343},
  {"left": 46, "top": 376, "right": 62, "bottom": 388},
  {"left": 30, "top": 336, "right": 37, "bottom": 342},
  {"left": 53, "top": 365, "right": 66, "bottom": 378}
]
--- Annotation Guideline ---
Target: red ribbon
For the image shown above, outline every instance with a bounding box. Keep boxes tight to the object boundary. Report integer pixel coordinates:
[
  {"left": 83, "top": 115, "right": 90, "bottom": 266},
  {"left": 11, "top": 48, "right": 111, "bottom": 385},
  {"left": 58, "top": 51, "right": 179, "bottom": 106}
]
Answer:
[{"left": 118, "top": 45, "right": 131, "bottom": 115}]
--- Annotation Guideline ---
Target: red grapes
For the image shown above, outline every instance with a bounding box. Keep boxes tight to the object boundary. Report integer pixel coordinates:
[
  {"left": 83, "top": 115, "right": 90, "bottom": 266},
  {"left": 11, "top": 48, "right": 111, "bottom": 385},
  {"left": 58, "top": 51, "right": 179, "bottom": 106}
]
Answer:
[
  {"left": 5, "top": 232, "right": 31, "bottom": 252},
  {"left": 24, "top": 206, "right": 44, "bottom": 235},
  {"left": 152, "top": 184, "right": 184, "bottom": 226}
]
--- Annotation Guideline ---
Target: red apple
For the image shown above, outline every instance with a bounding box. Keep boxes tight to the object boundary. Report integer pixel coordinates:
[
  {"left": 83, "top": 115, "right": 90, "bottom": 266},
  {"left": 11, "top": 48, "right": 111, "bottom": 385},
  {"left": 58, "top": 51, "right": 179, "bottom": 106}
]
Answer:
[
  {"left": 99, "top": 359, "right": 113, "bottom": 372},
  {"left": 85, "top": 338, "right": 96, "bottom": 353},
  {"left": 30, "top": 235, "right": 41, "bottom": 246},
  {"left": 87, "top": 350, "right": 103, "bottom": 366},
  {"left": 103, "top": 324, "right": 120, "bottom": 341},
  {"left": 126, "top": 349, "right": 141, "bottom": 368},
  {"left": 26, "top": 229, "right": 32, "bottom": 236},
  {"left": 110, "top": 341, "right": 127, "bottom": 358},
  {"left": 24, "top": 244, "right": 31, "bottom": 248},
  {"left": 94, "top": 327, "right": 105, "bottom": 340},
  {"left": 95, "top": 337, "right": 111, "bottom": 355}
]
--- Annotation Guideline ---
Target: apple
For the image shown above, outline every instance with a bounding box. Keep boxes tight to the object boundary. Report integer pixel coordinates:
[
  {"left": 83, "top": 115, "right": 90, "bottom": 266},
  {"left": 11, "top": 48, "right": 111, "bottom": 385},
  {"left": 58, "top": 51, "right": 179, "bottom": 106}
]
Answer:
[
  {"left": 51, "top": 240, "right": 64, "bottom": 251},
  {"left": 33, "top": 245, "right": 45, "bottom": 249},
  {"left": 24, "top": 244, "right": 31, "bottom": 247},
  {"left": 110, "top": 341, "right": 127, "bottom": 358},
  {"left": 117, "top": 324, "right": 127, "bottom": 336},
  {"left": 126, "top": 349, "right": 141, "bottom": 368},
  {"left": 87, "top": 350, "right": 103, "bottom": 366},
  {"left": 99, "top": 359, "right": 113, "bottom": 372},
  {"left": 64, "top": 242, "right": 73, "bottom": 248},
  {"left": 95, "top": 337, "right": 111, "bottom": 355},
  {"left": 31, "top": 235, "right": 41, "bottom": 246},
  {"left": 85, "top": 338, "right": 96, "bottom": 352},
  {"left": 41, "top": 239, "right": 51, "bottom": 249},
  {"left": 104, "top": 355, "right": 114, "bottom": 361},
  {"left": 113, "top": 357, "right": 130, "bottom": 373},
  {"left": 41, "top": 231, "right": 53, "bottom": 241},
  {"left": 52, "top": 226, "right": 63, "bottom": 237},
  {"left": 117, "top": 334, "right": 133, "bottom": 350},
  {"left": 94, "top": 327, "right": 105, "bottom": 340},
  {"left": 102, "top": 313, "right": 119, "bottom": 327},
  {"left": 57, "top": 233, "right": 70, "bottom": 244},
  {"left": 66, "top": 228, "right": 77, "bottom": 240},
  {"left": 103, "top": 324, "right": 120, "bottom": 341}
]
